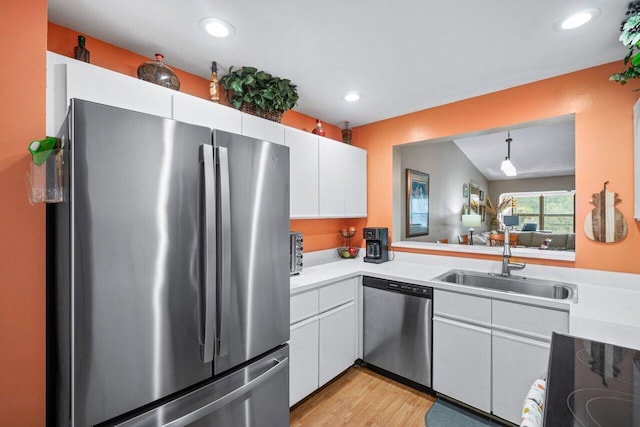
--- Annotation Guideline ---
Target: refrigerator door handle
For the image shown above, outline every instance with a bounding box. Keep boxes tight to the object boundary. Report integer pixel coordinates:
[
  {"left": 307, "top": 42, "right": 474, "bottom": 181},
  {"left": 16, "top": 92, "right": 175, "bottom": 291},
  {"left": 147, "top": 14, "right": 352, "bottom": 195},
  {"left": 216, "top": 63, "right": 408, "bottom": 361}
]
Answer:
[
  {"left": 164, "top": 357, "right": 289, "bottom": 427},
  {"left": 216, "top": 146, "right": 231, "bottom": 357},
  {"left": 201, "top": 144, "right": 217, "bottom": 364}
]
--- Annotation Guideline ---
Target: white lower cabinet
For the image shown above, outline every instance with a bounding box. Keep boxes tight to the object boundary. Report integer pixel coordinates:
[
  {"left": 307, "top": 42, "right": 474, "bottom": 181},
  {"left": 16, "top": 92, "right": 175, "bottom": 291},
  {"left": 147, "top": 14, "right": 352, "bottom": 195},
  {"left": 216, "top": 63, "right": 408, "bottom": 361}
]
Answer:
[
  {"left": 433, "top": 316, "right": 492, "bottom": 413},
  {"left": 491, "top": 331, "right": 550, "bottom": 423},
  {"left": 318, "top": 301, "right": 357, "bottom": 386},
  {"left": 490, "top": 300, "right": 568, "bottom": 424},
  {"left": 289, "top": 278, "right": 358, "bottom": 407},
  {"left": 432, "top": 289, "right": 568, "bottom": 424},
  {"left": 289, "top": 316, "right": 319, "bottom": 406}
]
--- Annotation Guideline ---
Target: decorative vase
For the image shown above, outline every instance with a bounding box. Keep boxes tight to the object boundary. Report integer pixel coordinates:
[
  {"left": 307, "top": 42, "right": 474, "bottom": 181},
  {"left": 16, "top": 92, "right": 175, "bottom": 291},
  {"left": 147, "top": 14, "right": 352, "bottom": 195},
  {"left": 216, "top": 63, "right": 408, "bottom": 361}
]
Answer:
[
  {"left": 74, "top": 35, "right": 90, "bottom": 63},
  {"left": 137, "top": 53, "right": 180, "bottom": 90},
  {"left": 312, "top": 119, "right": 326, "bottom": 136},
  {"left": 489, "top": 216, "right": 501, "bottom": 231}
]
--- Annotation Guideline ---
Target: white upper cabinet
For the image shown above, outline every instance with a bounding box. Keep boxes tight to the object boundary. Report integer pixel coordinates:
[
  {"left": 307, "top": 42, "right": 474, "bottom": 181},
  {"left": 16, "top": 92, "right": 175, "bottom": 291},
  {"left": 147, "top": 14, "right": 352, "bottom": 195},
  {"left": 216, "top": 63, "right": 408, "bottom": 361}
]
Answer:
[
  {"left": 46, "top": 51, "right": 367, "bottom": 219},
  {"left": 284, "top": 128, "right": 319, "bottom": 218},
  {"left": 46, "top": 52, "right": 173, "bottom": 134},
  {"left": 241, "top": 113, "right": 285, "bottom": 145},
  {"left": 318, "top": 137, "right": 367, "bottom": 218},
  {"left": 343, "top": 143, "right": 367, "bottom": 217},
  {"left": 172, "top": 92, "right": 241, "bottom": 134}
]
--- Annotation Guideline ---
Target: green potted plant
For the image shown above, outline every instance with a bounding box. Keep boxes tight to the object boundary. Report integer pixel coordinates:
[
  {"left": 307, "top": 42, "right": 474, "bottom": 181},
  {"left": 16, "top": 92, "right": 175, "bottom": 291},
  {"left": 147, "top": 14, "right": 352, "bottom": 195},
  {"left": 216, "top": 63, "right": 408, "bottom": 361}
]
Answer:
[
  {"left": 220, "top": 66, "right": 299, "bottom": 122},
  {"left": 610, "top": 1, "right": 640, "bottom": 85}
]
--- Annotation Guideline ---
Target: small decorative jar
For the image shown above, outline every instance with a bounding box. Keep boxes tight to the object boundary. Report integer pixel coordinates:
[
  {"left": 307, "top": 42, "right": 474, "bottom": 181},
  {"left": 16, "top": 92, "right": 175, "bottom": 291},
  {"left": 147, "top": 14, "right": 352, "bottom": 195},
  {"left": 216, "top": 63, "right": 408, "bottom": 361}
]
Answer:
[
  {"left": 137, "top": 53, "right": 180, "bottom": 90},
  {"left": 74, "top": 35, "right": 90, "bottom": 63}
]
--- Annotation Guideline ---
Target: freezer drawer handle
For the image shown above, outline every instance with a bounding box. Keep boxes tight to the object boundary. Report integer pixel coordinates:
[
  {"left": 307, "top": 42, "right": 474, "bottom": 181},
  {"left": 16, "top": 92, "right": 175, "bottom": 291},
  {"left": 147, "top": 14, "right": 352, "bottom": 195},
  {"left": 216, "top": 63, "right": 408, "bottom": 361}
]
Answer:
[
  {"left": 216, "top": 146, "right": 231, "bottom": 357},
  {"left": 164, "top": 357, "right": 289, "bottom": 427},
  {"left": 200, "top": 144, "right": 216, "bottom": 364}
]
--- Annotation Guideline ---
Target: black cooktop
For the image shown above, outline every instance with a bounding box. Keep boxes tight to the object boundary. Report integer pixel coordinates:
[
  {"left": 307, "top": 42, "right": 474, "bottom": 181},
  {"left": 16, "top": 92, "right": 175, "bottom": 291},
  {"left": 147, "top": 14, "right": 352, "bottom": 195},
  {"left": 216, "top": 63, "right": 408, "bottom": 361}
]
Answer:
[{"left": 544, "top": 332, "right": 640, "bottom": 427}]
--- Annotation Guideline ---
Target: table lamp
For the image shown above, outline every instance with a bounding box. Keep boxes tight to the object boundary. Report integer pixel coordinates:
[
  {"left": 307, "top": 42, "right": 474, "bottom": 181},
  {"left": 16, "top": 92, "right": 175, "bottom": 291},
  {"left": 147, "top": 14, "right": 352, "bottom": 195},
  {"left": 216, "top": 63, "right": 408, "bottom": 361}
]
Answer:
[{"left": 461, "top": 214, "right": 482, "bottom": 245}]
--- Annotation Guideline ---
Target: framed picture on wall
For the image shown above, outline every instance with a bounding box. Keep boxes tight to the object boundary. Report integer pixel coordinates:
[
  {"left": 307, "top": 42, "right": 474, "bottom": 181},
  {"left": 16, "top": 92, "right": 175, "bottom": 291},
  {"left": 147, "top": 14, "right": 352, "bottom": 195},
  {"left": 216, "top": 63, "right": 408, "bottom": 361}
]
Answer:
[
  {"left": 463, "top": 183, "right": 469, "bottom": 198},
  {"left": 406, "top": 169, "right": 430, "bottom": 237},
  {"left": 479, "top": 190, "right": 484, "bottom": 201}
]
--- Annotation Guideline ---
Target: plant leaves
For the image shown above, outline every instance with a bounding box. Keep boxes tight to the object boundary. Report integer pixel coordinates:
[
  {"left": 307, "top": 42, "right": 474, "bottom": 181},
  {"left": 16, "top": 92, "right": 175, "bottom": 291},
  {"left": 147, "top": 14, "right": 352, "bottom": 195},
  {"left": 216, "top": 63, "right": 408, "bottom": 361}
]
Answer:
[{"left": 218, "top": 65, "right": 298, "bottom": 112}]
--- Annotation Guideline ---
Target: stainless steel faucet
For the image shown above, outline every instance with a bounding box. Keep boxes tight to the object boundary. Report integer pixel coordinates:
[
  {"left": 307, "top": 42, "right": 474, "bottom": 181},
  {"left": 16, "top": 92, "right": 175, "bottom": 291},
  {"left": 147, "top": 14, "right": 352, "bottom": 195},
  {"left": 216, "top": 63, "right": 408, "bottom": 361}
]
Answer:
[{"left": 501, "top": 227, "right": 526, "bottom": 276}]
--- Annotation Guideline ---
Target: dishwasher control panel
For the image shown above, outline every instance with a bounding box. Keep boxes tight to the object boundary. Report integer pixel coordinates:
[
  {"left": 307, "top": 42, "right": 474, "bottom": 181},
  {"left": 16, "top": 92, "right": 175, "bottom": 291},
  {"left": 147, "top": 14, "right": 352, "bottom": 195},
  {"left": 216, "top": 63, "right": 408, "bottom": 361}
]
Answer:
[{"left": 364, "top": 276, "right": 432, "bottom": 298}]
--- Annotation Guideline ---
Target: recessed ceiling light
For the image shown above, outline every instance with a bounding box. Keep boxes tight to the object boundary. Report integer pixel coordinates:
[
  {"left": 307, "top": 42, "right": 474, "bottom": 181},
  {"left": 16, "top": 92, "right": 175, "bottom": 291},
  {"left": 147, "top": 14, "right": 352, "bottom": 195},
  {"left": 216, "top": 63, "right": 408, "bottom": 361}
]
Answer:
[
  {"left": 344, "top": 92, "right": 361, "bottom": 102},
  {"left": 199, "top": 17, "right": 235, "bottom": 38},
  {"left": 556, "top": 8, "right": 600, "bottom": 31}
]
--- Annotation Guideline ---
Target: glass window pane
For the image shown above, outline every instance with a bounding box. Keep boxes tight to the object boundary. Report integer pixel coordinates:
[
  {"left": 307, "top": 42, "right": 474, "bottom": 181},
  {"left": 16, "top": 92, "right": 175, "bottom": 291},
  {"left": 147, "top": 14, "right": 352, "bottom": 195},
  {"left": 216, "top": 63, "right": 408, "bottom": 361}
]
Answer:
[
  {"left": 513, "top": 196, "right": 539, "bottom": 214},
  {"left": 544, "top": 195, "right": 574, "bottom": 215}
]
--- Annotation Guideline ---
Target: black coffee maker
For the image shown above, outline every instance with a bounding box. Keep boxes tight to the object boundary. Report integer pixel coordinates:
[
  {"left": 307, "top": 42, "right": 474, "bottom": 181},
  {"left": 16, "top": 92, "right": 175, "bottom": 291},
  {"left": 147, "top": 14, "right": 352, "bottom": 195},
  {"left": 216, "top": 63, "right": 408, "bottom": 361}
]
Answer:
[{"left": 363, "top": 227, "right": 389, "bottom": 263}]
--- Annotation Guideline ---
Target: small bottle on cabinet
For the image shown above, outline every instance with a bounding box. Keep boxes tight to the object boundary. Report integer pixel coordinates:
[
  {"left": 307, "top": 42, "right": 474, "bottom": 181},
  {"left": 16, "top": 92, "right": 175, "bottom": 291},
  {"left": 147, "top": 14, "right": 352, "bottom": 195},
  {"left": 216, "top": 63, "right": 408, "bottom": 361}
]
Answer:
[
  {"left": 341, "top": 121, "right": 352, "bottom": 144},
  {"left": 74, "top": 35, "right": 90, "bottom": 63},
  {"left": 312, "top": 119, "right": 326, "bottom": 136},
  {"left": 209, "top": 61, "right": 220, "bottom": 103}
]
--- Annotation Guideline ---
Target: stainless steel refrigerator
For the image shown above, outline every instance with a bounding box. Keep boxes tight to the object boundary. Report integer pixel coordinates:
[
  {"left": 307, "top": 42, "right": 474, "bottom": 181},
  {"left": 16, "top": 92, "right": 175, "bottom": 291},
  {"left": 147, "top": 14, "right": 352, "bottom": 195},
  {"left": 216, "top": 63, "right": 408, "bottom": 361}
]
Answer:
[{"left": 47, "top": 99, "right": 290, "bottom": 426}]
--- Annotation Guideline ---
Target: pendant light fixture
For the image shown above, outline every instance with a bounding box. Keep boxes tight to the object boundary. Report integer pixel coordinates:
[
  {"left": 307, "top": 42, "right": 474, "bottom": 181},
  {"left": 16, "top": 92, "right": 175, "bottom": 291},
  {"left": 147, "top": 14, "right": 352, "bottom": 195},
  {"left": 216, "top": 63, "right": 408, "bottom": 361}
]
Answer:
[{"left": 500, "top": 131, "right": 517, "bottom": 177}]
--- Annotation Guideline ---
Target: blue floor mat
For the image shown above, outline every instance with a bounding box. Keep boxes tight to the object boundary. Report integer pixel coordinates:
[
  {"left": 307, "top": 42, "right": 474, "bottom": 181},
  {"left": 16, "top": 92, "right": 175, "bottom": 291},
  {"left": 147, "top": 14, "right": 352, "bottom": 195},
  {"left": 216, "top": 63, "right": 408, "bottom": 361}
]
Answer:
[{"left": 425, "top": 398, "right": 506, "bottom": 426}]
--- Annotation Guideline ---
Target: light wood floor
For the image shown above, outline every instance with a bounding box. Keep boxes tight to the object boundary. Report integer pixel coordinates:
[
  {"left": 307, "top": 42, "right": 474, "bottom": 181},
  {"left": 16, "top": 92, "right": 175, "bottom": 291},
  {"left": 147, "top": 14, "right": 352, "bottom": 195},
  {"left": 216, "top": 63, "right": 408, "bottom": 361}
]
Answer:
[{"left": 290, "top": 366, "right": 436, "bottom": 426}]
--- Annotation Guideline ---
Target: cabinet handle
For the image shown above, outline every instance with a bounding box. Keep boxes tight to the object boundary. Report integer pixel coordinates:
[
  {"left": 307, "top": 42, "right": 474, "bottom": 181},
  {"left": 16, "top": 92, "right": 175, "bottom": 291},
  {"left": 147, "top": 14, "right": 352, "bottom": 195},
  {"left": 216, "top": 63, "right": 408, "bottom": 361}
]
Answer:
[
  {"left": 433, "top": 312, "right": 491, "bottom": 329},
  {"left": 433, "top": 316, "right": 491, "bottom": 335},
  {"left": 291, "top": 315, "right": 319, "bottom": 330},
  {"left": 491, "top": 324, "right": 550, "bottom": 343},
  {"left": 492, "top": 329, "right": 551, "bottom": 347},
  {"left": 318, "top": 300, "right": 355, "bottom": 320}
]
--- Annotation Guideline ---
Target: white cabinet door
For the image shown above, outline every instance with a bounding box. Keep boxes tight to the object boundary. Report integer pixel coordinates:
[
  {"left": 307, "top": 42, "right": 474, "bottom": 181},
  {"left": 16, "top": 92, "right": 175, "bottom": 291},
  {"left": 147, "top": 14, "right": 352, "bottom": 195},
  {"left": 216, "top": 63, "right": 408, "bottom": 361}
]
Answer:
[
  {"left": 289, "top": 316, "right": 319, "bottom": 407},
  {"left": 318, "top": 277, "right": 357, "bottom": 312},
  {"left": 343, "top": 145, "right": 367, "bottom": 217},
  {"left": 47, "top": 51, "right": 174, "bottom": 135},
  {"left": 284, "top": 128, "right": 319, "bottom": 218},
  {"left": 171, "top": 92, "right": 242, "bottom": 134},
  {"left": 241, "top": 113, "right": 285, "bottom": 145},
  {"left": 318, "top": 138, "right": 345, "bottom": 217},
  {"left": 318, "top": 138, "right": 367, "bottom": 218},
  {"left": 492, "top": 331, "right": 550, "bottom": 424},
  {"left": 66, "top": 59, "right": 174, "bottom": 118},
  {"left": 433, "top": 316, "right": 492, "bottom": 413},
  {"left": 318, "top": 301, "right": 357, "bottom": 386}
]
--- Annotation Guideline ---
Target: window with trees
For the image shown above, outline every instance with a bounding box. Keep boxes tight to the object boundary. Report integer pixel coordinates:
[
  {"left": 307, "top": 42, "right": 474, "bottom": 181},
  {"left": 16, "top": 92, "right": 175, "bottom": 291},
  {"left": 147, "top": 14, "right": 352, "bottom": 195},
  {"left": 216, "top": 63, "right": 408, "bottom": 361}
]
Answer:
[{"left": 501, "top": 191, "right": 575, "bottom": 233}]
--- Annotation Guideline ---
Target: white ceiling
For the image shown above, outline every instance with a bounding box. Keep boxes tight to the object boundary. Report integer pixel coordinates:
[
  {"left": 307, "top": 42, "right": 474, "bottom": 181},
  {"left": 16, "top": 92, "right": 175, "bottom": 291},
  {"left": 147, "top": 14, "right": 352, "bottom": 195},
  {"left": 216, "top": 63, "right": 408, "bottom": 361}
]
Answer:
[
  {"left": 452, "top": 117, "right": 575, "bottom": 181},
  {"left": 48, "top": 0, "right": 629, "bottom": 128}
]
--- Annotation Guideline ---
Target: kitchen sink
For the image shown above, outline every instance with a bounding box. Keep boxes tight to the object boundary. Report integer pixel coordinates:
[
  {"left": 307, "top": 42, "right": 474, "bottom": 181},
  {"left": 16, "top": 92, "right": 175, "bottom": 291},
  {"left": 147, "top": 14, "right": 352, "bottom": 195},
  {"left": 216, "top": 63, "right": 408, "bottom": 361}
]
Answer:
[{"left": 433, "top": 270, "right": 576, "bottom": 300}]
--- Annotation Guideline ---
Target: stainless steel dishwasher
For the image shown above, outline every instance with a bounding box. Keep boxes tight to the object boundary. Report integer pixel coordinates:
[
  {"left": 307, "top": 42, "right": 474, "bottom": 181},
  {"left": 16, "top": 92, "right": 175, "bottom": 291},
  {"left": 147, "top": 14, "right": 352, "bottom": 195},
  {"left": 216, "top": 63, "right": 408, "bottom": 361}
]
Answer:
[{"left": 363, "top": 276, "right": 433, "bottom": 388}]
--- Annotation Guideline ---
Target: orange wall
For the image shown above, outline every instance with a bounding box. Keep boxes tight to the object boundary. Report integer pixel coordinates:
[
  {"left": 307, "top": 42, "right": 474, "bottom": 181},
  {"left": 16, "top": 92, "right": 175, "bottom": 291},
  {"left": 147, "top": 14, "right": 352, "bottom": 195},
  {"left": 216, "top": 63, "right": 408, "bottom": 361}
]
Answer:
[
  {"left": 354, "top": 62, "right": 640, "bottom": 273},
  {"left": 1, "top": 0, "right": 47, "bottom": 425}
]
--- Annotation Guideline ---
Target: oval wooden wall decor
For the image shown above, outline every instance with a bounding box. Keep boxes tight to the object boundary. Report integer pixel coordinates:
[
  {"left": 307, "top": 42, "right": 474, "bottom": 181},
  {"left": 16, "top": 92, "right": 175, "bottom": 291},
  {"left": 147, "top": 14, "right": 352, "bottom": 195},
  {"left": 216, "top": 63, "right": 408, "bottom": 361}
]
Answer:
[{"left": 584, "top": 181, "right": 628, "bottom": 243}]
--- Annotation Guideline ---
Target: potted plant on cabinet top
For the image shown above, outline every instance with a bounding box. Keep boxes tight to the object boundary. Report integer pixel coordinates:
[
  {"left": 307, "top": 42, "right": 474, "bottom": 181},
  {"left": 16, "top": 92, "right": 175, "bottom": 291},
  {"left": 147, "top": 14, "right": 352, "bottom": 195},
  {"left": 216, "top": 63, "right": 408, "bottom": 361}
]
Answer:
[
  {"left": 610, "top": 1, "right": 640, "bottom": 86},
  {"left": 220, "top": 66, "right": 299, "bottom": 122}
]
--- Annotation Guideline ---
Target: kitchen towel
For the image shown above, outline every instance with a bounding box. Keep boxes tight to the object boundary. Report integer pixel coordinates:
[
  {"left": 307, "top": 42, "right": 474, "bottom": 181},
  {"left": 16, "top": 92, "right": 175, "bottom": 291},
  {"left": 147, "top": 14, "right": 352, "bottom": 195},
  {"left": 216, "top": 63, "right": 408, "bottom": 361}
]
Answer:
[{"left": 520, "top": 378, "right": 546, "bottom": 427}]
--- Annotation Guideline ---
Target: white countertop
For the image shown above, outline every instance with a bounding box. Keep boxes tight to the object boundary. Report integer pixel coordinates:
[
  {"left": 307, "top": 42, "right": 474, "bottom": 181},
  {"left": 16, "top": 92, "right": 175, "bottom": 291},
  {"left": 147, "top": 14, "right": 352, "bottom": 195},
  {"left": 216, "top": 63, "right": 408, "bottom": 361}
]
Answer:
[{"left": 291, "top": 249, "right": 640, "bottom": 349}]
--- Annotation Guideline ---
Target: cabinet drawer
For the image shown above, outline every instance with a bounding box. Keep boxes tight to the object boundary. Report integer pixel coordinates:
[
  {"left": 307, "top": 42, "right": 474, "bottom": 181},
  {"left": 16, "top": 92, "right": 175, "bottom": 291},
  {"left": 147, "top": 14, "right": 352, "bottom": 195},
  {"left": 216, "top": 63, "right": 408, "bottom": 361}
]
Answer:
[
  {"left": 492, "top": 300, "right": 568, "bottom": 340},
  {"left": 290, "top": 290, "right": 319, "bottom": 324},
  {"left": 319, "top": 278, "right": 357, "bottom": 312},
  {"left": 434, "top": 290, "right": 491, "bottom": 326}
]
